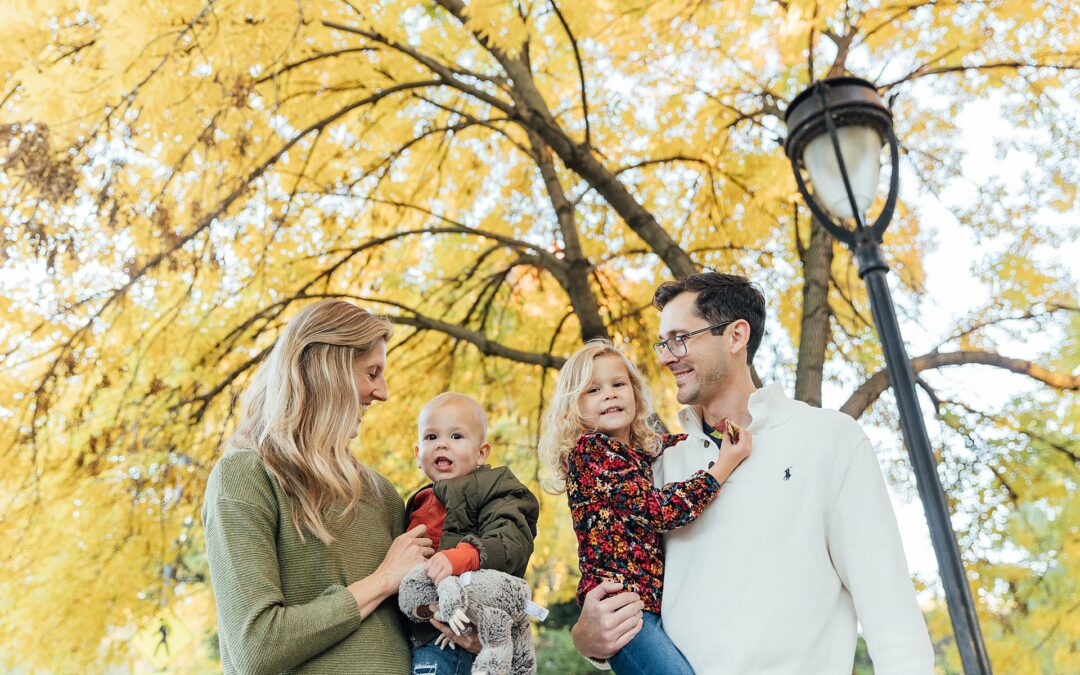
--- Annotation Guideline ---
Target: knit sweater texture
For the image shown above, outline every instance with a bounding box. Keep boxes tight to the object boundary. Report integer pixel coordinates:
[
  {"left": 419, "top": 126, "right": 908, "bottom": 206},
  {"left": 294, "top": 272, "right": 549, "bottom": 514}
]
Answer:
[
  {"left": 654, "top": 383, "right": 934, "bottom": 675},
  {"left": 202, "top": 448, "right": 411, "bottom": 674}
]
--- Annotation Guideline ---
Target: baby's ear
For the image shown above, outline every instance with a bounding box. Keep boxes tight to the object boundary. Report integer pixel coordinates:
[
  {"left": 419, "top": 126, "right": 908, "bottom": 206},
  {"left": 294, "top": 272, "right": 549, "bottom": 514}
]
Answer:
[
  {"left": 413, "top": 444, "right": 421, "bottom": 467},
  {"left": 477, "top": 441, "right": 492, "bottom": 464}
]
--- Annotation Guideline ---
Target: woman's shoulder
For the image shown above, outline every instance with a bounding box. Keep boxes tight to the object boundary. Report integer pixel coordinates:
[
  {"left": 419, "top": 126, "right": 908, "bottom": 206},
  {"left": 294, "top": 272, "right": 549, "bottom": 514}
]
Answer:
[
  {"left": 205, "top": 448, "right": 276, "bottom": 508},
  {"left": 365, "top": 468, "right": 406, "bottom": 509},
  {"left": 209, "top": 447, "right": 264, "bottom": 477}
]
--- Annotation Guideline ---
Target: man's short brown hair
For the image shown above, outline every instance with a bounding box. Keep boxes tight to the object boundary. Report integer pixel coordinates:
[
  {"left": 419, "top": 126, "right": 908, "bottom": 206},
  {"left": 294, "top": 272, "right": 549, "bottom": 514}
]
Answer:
[{"left": 653, "top": 273, "right": 766, "bottom": 364}]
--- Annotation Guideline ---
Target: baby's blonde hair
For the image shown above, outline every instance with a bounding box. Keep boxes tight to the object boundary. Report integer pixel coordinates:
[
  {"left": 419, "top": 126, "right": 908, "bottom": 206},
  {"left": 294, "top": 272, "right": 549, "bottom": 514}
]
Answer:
[
  {"left": 538, "top": 339, "right": 660, "bottom": 494},
  {"left": 418, "top": 392, "right": 488, "bottom": 441}
]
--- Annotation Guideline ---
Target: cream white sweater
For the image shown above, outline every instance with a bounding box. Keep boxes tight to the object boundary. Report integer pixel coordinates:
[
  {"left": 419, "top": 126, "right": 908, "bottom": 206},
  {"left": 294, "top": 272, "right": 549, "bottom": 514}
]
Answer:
[{"left": 653, "top": 383, "right": 934, "bottom": 675}]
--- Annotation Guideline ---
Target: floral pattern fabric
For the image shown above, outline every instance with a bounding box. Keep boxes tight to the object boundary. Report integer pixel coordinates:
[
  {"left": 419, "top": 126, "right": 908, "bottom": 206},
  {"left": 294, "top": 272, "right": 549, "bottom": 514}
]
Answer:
[{"left": 567, "top": 432, "right": 720, "bottom": 614}]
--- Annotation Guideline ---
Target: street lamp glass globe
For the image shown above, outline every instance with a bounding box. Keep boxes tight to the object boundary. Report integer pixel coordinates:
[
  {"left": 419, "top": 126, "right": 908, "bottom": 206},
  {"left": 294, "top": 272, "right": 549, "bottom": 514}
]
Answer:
[{"left": 802, "top": 125, "right": 883, "bottom": 220}]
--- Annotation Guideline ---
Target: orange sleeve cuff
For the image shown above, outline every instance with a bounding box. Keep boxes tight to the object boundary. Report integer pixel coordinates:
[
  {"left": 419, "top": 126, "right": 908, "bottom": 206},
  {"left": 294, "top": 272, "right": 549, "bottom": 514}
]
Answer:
[{"left": 442, "top": 542, "right": 481, "bottom": 576}]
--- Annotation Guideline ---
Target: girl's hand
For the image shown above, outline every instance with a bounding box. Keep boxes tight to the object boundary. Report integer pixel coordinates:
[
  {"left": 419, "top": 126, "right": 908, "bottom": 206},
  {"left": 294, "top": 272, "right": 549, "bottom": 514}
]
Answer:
[
  {"left": 424, "top": 551, "right": 454, "bottom": 584},
  {"left": 374, "top": 524, "right": 434, "bottom": 587},
  {"left": 708, "top": 424, "right": 752, "bottom": 484}
]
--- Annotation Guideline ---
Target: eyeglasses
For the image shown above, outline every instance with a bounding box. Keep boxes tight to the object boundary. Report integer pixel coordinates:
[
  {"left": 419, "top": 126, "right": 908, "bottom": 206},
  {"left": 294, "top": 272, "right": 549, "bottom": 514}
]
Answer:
[{"left": 653, "top": 321, "right": 734, "bottom": 359}]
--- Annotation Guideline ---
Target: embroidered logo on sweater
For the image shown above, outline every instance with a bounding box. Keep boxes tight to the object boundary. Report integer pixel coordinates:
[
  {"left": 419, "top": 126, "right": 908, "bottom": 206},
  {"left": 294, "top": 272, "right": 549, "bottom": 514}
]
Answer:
[{"left": 783, "top": 466, "right": 793, "bottom": 481}]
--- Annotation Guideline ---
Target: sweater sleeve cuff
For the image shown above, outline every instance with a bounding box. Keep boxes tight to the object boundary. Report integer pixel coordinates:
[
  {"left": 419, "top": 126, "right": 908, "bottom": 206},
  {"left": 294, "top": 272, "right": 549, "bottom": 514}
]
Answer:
[
  {"left": 443, "top": 542, "right": 481, "bottom": 575},
  {"left": 325, "top": 583, "right": 364, "bottom": 633}
]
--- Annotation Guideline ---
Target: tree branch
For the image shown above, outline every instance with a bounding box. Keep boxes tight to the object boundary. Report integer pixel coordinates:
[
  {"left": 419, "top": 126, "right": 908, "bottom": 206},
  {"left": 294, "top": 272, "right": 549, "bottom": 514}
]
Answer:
[
  {"left": 321, "top": 20, "right": 515, "bottom": 115},
  {"left": 882, "top": 60, "right": 1080, "bottom": 89},
  {"left": 547, "top": 0, "right": 591, "bottom": 148},
  {"left": 432, "top": 0, "right": 697, "bottom": 278},
  {"left": 841, "top": 350, "right": 1080, "bottom": 418},
  {"left": 525, "top": 129, "right": 607, "bottom": 340},
  {"left": 365, "top": 297, "right": 566, "bottom": 369}
]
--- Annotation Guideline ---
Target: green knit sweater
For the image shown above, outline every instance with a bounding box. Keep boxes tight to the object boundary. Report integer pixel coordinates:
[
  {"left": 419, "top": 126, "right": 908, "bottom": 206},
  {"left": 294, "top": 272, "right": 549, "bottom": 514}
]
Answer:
[{"left": 202, "top": 449, "right": 411, "bottom": 674}]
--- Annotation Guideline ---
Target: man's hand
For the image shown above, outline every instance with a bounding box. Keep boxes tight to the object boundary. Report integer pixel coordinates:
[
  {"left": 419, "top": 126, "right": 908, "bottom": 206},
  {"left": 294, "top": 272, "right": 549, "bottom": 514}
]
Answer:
[
  {"left": 431, "top": 618, "right": 481, "bottom": 654},
  {"left": 571, "top": 582, "right": 644, "bottom": 660},
  {"left": 424, "top": 551, "right": 454, "bottom": 584}
]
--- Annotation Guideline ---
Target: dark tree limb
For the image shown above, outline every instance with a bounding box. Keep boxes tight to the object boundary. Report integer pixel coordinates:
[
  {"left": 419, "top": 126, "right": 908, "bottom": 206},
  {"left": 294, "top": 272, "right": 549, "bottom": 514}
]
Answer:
[
  {"left": 431, "top": 0, "right": 698, "bottom": 278},
  {"left": 841, "top": 350, "right": 1080, "bottom": 419}
]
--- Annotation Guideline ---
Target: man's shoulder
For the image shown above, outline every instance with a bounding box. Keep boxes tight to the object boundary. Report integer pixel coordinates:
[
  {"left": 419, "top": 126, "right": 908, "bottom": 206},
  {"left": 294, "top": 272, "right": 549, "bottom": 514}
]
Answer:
[{"left": 788, "top": 403, "right": 865, "bottom": 437}]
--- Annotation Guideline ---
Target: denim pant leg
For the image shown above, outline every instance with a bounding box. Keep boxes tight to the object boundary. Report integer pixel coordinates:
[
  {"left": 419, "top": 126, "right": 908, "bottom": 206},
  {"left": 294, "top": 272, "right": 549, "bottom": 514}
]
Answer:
[
  {"left": 608, "top": 611, "right": 695, "bottom": 675},
  {"left": 412, "top": 637, "right": 475, "bottom": 675}
]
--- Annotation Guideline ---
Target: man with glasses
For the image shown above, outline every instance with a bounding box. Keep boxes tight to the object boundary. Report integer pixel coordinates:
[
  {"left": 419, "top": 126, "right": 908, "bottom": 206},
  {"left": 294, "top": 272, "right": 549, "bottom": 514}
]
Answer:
[{"left": 571, "top": 273, "right": 933, "bottom": 674}]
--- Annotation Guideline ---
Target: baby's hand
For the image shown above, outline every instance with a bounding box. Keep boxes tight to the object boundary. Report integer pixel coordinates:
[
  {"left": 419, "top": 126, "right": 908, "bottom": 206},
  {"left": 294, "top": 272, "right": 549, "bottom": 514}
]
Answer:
[{"left": 424, "top": 551, "right": 454, "bottom": 584}]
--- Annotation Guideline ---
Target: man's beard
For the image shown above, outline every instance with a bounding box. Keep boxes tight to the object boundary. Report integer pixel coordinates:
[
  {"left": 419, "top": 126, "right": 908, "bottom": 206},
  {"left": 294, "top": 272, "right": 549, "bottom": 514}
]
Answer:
[{"left": 678, "top": 361, "right": 725, "bottom": 406}]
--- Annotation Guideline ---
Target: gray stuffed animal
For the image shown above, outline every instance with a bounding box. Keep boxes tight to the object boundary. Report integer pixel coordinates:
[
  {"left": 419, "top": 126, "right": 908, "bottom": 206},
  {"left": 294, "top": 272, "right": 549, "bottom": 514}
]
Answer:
[{"left": 399, "top": 564, "right": 540, "bottom": 675}]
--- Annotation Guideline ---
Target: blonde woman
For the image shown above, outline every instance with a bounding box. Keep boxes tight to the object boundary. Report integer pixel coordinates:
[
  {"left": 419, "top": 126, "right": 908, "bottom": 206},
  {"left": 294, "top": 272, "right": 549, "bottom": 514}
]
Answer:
[
  {"left": 538, "top": 340, "right": 750, "bottom": 675},
  {"left": 202, "top": 300, "right": 438, "bottom": 674}
]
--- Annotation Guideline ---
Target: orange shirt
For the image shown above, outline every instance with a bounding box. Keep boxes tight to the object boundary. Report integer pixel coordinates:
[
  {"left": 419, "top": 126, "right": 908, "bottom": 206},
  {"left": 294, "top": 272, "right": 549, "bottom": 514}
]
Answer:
[{"left": 406, "top": 487, "right": 480, "bottom": 575}]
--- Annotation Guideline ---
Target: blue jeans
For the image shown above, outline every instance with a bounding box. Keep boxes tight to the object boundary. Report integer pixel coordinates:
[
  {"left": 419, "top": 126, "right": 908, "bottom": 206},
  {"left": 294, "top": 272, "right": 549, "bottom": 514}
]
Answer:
[
  {"left": 609, "top": 611, "right": 695, "bottom": 675},
  {"left": 412, "top": 637, "right": 474, "bottom": 675}
]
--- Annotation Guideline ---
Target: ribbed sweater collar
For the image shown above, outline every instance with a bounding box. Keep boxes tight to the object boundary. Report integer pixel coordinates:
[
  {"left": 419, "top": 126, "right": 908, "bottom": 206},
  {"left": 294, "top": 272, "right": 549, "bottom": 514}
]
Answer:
[{"left": 677, "top": 382, "right": 798, "bottom": 435}]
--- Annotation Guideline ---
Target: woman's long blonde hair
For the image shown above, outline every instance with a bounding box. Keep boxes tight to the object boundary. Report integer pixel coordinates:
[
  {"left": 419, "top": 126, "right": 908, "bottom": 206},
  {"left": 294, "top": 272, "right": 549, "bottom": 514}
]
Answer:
[
  {"left": 228, "top": 299, "right": 393, "bottom": 544},
  {"left": 538, "top": 339, "right": 660, "bottom": 494}
]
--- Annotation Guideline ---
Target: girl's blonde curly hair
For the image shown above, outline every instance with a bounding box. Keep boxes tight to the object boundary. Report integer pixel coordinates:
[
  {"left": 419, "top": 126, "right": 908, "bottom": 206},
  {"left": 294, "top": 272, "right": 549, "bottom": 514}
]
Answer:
[{"left": 538, "top": 339, "right": 661, "bottom": 494}]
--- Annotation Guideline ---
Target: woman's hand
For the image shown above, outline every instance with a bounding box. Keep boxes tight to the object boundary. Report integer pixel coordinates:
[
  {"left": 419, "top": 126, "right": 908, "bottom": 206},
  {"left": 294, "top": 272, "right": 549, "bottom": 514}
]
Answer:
[
  {"left": 708, "top": 424, "right": 752, "bottom": 485},
  {"left": 347, "top": 525, "right": 433, "bottom": 618},
  {"left": 377, "top": 524, "right": 435, "bottom": 586}
]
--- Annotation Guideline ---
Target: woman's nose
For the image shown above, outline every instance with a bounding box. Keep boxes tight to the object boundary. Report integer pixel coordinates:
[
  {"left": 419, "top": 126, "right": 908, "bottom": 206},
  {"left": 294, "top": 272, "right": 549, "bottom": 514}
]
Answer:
[{"left": 369, "top": 375, "right": 388, "bottom": 402}]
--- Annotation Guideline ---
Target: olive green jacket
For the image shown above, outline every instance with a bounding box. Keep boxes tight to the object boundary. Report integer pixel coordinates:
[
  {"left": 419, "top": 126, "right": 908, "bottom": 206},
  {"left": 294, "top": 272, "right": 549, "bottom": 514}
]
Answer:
[{"left": 404, "top": 464, "right": 539, "bottom": 644}]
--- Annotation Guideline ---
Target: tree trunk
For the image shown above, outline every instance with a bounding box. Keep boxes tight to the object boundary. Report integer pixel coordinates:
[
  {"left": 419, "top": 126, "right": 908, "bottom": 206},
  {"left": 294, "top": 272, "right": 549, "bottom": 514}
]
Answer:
[
  {"left": 794, "top": 220, "right": 833, "bottom": 406},
  {"left": 529, "top": 132, "right": 610, "bottom": 342}
]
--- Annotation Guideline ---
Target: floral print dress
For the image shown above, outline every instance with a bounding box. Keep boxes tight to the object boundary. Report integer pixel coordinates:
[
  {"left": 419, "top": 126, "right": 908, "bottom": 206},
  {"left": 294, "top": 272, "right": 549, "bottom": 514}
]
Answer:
[{"left": 567, "top": 432, "right": 721, "bottom": 614}]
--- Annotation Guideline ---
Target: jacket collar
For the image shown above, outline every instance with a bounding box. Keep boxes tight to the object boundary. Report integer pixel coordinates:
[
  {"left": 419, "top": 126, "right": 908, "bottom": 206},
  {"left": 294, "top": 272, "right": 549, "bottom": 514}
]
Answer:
[{"left": 677, "top": 382, "right": 796, "bottom": 435}]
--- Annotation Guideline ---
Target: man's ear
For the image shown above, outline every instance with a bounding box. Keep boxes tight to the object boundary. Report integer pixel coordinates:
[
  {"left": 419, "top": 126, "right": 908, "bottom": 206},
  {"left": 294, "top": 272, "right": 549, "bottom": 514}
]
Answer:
[
  {"left": 729, "top": 319, "right": 752, "bottom": 356},
  {"left": 477, "top": 442, "right": 492, "bottom": 465}
]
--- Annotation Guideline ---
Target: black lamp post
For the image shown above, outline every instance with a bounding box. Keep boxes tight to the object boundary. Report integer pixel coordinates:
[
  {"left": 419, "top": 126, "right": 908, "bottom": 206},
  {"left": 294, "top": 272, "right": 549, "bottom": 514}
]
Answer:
[{"left": 783, "top": 77, "right": 992, "bottom": 674}]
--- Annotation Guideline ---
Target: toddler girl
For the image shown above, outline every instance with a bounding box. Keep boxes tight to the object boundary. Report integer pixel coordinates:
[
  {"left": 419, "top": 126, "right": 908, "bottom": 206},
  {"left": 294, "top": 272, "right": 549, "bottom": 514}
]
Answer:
[{"left": 539, "top": 340, "right": 750, "bottom": 675}]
